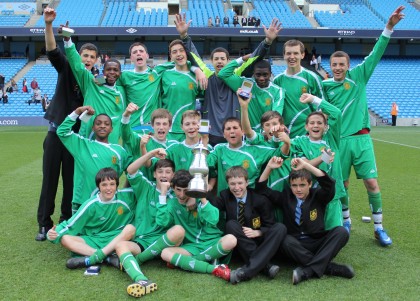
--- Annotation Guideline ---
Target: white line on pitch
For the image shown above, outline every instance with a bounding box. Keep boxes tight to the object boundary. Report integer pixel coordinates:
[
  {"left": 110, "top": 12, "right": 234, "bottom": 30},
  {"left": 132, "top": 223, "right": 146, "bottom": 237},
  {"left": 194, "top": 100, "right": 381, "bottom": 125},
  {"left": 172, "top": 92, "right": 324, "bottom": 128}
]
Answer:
[{"left": 372, "top": 138, "right": 420, "bottom": 149}]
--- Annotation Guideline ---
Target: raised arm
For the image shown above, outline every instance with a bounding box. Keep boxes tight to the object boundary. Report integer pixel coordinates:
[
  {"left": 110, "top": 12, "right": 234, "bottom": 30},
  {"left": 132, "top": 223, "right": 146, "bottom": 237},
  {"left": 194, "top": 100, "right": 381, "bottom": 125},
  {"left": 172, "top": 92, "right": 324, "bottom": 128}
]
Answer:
[
  {"left": 236, "top": 18, "right": 281, "bottom": 77},
  {"left": 127, "top": 148, "right": 166, "bottom": 175},
  {"left": 237, "top": 89, "right": 254, "bottom": 139},
  {"left": 44, "top": 7, "right": 56, "bottom": 51},
  {"left": 386, "top": 6, "right": 405, "bottom": 31}
]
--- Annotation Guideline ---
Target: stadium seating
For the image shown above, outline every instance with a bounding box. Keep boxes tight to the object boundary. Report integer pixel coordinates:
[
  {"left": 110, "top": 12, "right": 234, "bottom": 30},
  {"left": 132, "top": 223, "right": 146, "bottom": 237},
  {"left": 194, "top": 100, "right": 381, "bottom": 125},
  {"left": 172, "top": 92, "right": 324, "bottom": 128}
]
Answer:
[
  {"left": 0, "top": 15, "right": 30, "bottom": 27},
  {"left": 0, "top": 64, "right": 57, "bottom": 117},
  {"left": 35, "top": 0, "right": 104, "bottom": 27},
  {"left": 102, "top": 1, "right": 168, "bottom": 27},
  {"left": 313, "top": 0, "right": 420, "bottom": 30},
  {"left": 0, "top": 59, "right": 27, "bottom": 84},
  {"left": 314, "top": 5, "right": 384, "bottom": 29},
  {"left": 182, "top": 0, "right": 227, "bottom": 28},
  {"left": 368, "top": 0, "right": 420, "bottom": 30},
  {"left": 253, "top": 0, "right": 312, "bottom": 29}
]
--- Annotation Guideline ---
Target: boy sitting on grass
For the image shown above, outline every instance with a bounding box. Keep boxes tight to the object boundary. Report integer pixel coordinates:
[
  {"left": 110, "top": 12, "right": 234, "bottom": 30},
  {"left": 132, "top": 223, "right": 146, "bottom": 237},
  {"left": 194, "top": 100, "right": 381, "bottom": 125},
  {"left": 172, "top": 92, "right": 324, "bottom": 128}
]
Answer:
[
  {"left": 208, "top": 166, "right": 287, "bottom": 284},
  {"left": 257, "top": 158, "right": 354, "bottom": 285},
  {"left": 47, "top": 168, "right": 136, "bottom": 270}
]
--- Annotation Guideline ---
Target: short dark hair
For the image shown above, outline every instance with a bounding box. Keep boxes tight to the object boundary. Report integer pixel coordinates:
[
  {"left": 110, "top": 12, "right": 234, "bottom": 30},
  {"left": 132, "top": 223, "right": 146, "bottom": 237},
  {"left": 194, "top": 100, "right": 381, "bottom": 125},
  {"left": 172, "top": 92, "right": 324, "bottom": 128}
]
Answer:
[
  {"left": 171, "top": 169, "right": 192, "bottom": 188},
  {"left": 93, "top": 113, "right": 112, "bottom": 124},
  {"left": 95, "top": 167, "right": 119, "bottom": 187},
  {"left": 283, "top": 39, "right": 305, "bottom": 55},
  {"left": 306, "top": 111, "right": 327, "bottom": 125},
  {"left": 289, "top": 169, "right": 312, "bottom": 184},
  {"left": 79, "top": 43, "right": 98, "bottom": 58},
  {"left": 254, "top": 60, "right": 271, "bottom": 73},
  {"left": 151, "top": 108, "right": 172, "bottom": 126},
  {"left": 330, "top": 51, "right": 350, "bottom": 65},
  {"left": 155, "top": 159, "right": 175, "bottom": 172},
  {"left": 104, "top": 58, "right": 121, "bottom": 70},
  {"left": 260, "top": 110, "right": 283, "bottom": 126},
  {"left": 226, "top": 166, "right": 248, "bottom": 182},
  {"left": 222, "top": 117, "right": 242, "bottom": 131},
  {"left": 210, "top": 47, "right": 229, "bottom": 60},
  {"left": 129, "top": 42, "right": 148, "bottom": 56}
]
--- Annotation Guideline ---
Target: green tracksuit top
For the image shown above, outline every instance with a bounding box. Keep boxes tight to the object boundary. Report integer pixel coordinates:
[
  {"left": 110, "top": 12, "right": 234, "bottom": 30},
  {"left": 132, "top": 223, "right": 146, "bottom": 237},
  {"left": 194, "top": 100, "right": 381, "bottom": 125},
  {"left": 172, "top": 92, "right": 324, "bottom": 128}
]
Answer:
[
  {"left": 118, "top": 63, "right": 176, "bottom": 128},
  {"left": 156, "top": 199, "right": 223, "bottom": 244},
  {"left": 273, "top": 67, "right": 324, "bottom": 138},
  {"left": 128, "top": 171, "right": 175, "bottom": 245},
  {"left": 50, "top": 189, "right": 136, "bottom": 244},
  {"left": 218, "top": 58, "right": 284, "bottom": 131},
  {"left": 322, "top": 32, "right": 391, "bottom": 138},
  {"left": 65, "top": 42, "right": 126, "bottom": 144},
  {"left": 207, "top": 142, "right": 280, "bottom": 194},
  {"left": 160, "top": 68, "right": 200, "bottom": 135},
  {"left": 57, "top": 114, "right": 131, "bottom": 206}
]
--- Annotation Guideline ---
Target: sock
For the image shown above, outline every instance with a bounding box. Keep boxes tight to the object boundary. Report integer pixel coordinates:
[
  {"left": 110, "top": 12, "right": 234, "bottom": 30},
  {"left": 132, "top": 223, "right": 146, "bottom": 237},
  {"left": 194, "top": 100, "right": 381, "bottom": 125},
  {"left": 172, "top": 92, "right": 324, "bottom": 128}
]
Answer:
[
  {"left": 368, "top": 191, "right": 383, "bottom": 230},
  {"left": 86, "top": 249, "right": 106, "bottom": 265},
  {"left": 341, "top": 187, "right": 350, "bottom": 223},
  {"left": 193, "top": 241, "right": 230, "bottom": 262},
  {"left": 342, "top": 208, "right": 350, "bottom": 223},
  {"left": 120, "top": 252, "right": 148, "bottom": 282},
  {"left": 135, "top": 234, "right": 176, "bottom": 264},
  {"left": 170, "top": 253, "right": 215, "bottom": 274}
]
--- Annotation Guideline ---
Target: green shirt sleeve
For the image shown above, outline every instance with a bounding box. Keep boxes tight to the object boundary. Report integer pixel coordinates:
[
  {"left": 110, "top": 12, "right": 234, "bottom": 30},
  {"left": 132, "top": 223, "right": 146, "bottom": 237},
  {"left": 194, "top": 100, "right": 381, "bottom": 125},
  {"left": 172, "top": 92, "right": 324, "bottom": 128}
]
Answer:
[
  {"left": 64, "top": 43, "right": 92, "bottom": 95},
  {"left": 217, "top": 59, "right": 244, "bottom": 92}
]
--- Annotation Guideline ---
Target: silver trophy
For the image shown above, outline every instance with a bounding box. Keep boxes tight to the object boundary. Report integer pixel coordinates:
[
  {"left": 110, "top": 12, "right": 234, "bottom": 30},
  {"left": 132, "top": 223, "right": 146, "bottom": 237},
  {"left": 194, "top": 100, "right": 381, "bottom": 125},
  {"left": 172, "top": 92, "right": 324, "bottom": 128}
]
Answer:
[{"left": 186, "top": 143, "right": 209, "bottom": 198}]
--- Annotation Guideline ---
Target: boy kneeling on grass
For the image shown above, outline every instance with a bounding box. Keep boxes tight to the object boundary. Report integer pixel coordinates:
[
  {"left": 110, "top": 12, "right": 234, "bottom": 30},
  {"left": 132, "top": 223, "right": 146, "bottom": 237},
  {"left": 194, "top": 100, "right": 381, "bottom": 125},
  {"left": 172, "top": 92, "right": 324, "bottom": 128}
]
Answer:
[
  {"left": 257, "top": 157, "right": 354, "bottom": 285},
  {"left": 47, "top": 168, "right": 136, "bottom": 270}
]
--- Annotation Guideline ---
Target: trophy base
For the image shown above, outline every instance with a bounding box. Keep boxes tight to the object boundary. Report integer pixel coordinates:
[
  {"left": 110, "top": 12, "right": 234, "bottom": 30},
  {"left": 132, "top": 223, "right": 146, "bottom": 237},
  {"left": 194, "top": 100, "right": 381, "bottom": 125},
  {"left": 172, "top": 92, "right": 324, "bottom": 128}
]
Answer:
[{"left": 186, "top": 189, "right": 207, "bottom": 198}]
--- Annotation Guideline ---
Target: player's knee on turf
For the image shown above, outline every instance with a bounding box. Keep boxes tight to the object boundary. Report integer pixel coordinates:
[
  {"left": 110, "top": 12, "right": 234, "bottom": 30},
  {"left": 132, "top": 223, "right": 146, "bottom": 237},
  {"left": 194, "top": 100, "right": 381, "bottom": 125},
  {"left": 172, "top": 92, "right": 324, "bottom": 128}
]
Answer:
[
  {"left": 167, "top": 225, "right": 185, "bottom": 245},
  {"left": 60, "top": 235, "right": 79, "bottom": 249},
  {"left": 220, "top": 234, "right": 237, "bottom": 251},
  {"left": 115, "top": 240, "right": 136, "bottom": 256},
  {"left": 121, "top": 224, "right": 136, "bottom": 240},
  {"left": 161, "top": 247, "right": 176, "bottom": 262}
]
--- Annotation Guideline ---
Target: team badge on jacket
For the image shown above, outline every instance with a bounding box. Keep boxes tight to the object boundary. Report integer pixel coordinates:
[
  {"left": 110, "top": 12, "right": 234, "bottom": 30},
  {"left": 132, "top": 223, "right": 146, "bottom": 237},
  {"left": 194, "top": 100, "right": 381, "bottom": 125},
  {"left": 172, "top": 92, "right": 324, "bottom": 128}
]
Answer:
[
  {"left": 344, "top": 82, "right": 351, "bottom": 90},
  {"left": 310, "top": 209, "right": 317, "bottom": 221},
  {"left": 252, "top": 217, "right": 261, "bottom": 229},
  {"left": 242, "top": 160, "right": 250, "bottom": 169}
]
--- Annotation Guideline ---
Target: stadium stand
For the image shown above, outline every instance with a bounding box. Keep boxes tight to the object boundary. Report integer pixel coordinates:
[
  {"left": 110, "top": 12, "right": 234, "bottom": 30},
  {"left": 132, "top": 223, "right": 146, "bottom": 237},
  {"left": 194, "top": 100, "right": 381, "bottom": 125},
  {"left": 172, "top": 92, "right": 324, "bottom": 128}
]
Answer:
[
  {"left": 368, "top": 0, "right": 420, "bottom": 30},
  {"left": 181, "top": 0, "right": 227, "bottom": 28},
  {"left": 0, "top": 59, "right": 27, "bottom": 83},
  {"left": 35, "top": 0, "right": 104, "bottom": 27},
  {"left": 102, "top": 0, "right": 168, "bottom": 27},
  {"left": 313, "top": 0, "right": 420, "bottom": 30},
  {"left": 314, "top": 5, "right": 384, "bottom": 29},
  {"left": 253, "top": 0, "right": 312, "bottom": 28},
  {"left": 0, "top": 64, "right": 57, "bottom": 117},
  {"left": 0, "top": 15, "right": 30, "bottom": 27}
]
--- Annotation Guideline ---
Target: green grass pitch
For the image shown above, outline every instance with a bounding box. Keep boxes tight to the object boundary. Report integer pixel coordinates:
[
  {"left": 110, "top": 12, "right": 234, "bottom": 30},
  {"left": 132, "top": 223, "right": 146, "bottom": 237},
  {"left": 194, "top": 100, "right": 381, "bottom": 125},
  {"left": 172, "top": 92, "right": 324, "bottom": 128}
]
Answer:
[{"left": 0, "top": 126, "right": 419, "bottom": 301}]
